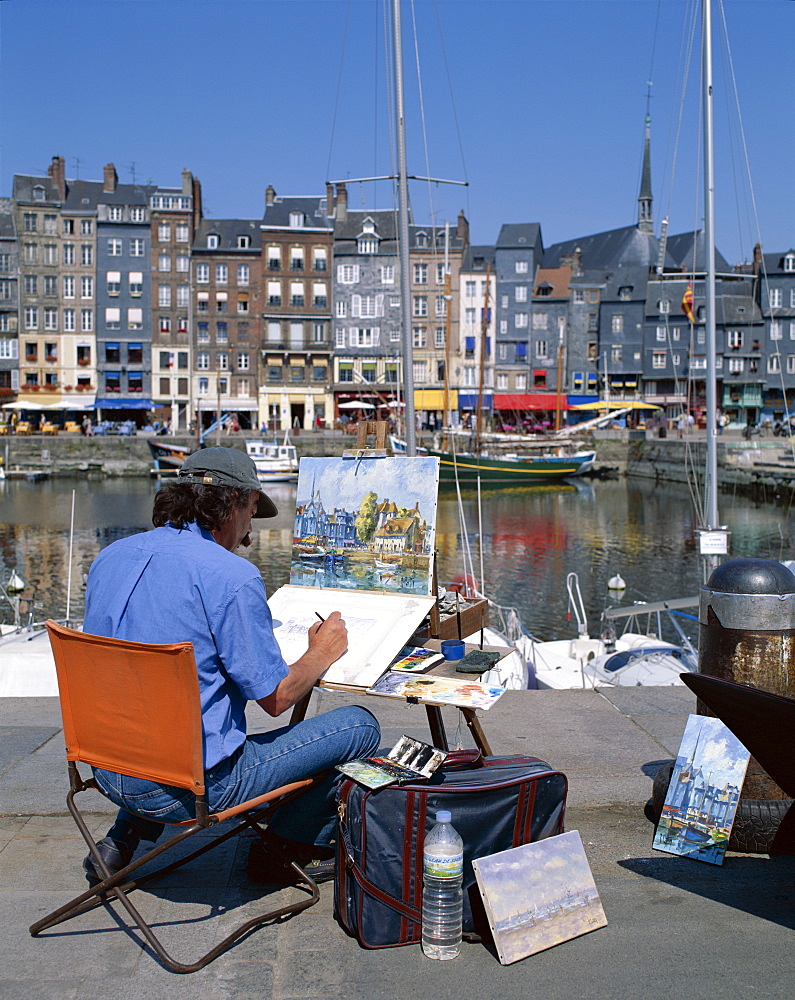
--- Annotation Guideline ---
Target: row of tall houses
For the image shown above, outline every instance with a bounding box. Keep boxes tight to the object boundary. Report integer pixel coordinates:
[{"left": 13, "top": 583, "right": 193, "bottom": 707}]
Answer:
[{"left": 1, "top": 149, "right": 794, "bottom": 430}]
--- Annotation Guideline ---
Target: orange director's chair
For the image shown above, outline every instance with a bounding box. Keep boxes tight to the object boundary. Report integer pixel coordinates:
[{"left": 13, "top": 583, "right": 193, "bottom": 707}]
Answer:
[{"left": 30, "top": 621, "right": 325, "bottom": 974}]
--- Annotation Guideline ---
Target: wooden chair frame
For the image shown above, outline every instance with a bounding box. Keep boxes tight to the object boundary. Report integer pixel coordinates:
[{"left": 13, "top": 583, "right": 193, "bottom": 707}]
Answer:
[{"left": 30, "top": 621, "right": 325, "bottom": 974}]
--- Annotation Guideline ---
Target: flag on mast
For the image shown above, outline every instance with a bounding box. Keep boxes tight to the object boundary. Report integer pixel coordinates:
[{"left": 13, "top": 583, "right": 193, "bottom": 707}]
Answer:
[{"left": 681, "top": 284, "right": 695, "bottom": 324}]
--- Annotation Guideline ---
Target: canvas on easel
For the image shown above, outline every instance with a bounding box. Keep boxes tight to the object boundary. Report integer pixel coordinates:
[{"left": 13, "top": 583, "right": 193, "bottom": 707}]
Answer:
[{"left": 268, "top": 454, "right": 440, "bottom": 689}]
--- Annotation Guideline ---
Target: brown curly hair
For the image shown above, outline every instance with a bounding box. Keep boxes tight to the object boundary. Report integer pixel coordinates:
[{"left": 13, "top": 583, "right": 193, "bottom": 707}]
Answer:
[{"left": 152, "top": 482, "right": 257, "bottom": 532}]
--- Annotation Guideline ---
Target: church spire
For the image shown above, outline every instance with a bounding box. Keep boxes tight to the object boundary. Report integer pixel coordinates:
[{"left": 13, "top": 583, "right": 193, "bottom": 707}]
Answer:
[{"left": 638, "top": 113, "right": 653, "bottom": 233}]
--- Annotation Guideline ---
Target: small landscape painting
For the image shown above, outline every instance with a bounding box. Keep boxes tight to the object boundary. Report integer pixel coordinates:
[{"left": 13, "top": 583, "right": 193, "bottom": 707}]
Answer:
[
  {"left": 653, "top": 713, "right": 750, "bottom": 866},
  {"left": 472, "top": 831, "right": 607, "bottom": 965},
  {"left": 290, "top": 455, "right": 440, "bottom": 595}
]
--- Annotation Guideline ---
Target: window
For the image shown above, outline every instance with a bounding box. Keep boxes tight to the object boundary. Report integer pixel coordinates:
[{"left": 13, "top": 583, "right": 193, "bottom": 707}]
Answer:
[
  {"left": 217, "top": 352, "right": 228, "bottom": 371},
  {"left": 63, "top": 309, "right": 75, "bottom": 332},
  {"left": 176, "top": 223, "right": 189, "bottom": 243},
  {"left": 516, "top": 313, "right": 529, "bottom": 329},
  {"left": 656, "top": 326, "right": 666, "bottom": 342},
  {"left": 658, "top": 299, "right": 670, "bottom": 314},
  {"left": 127, "top": 308, "right": 142, "bottom": 330},
  {"left": 197, "top": 322, "right": 209, "bottom": 342},
  {"left": 197, "top": 352, "right": 209, "bottom": 370},
  {"left": 611, "top": 344, "right": 622, "bottom": 364},
  {"left": 63, "top": 244, "right": 75, "bottom": 265},
  {"left": 268, "top": 366, "right": 283, "bottom": 382},
  {"left": 238, "top": 321, "right": 249, "bottom": 341},
  {"left": 768, "top": 355, "right": 781, "bottom": 374},
  {"left": 196, "top": 263, "right": 209, "bottom": 283},
  {"left": 497, "top": 373, "right": 509, "bottom": 390},
  {"left": 413, "top": 360, "right": 427, "bottom": 383},
  {"left": 312, "top": 283, "right": 327, "bottom": 308},
  {"left": 176, "top": 284, "right": 189, "bottom": 307},
  {"left": 175, "top": 255, "right": 189, "bottom": 273},
  {"left": 531, "top": 311, "right": 547, "bottom": 330},
  {"left": 216, "top": 322, "right": 228, "bottom": 342},
  {"left": 23, "top": 213, "right": 37, "bottom": 232},
  {"left": 619, "top": 286, "right": 632, "bottom": 301},
  {"left": 313, "top": 248, "right": 327, "bottom": 271},
  {"left": 463, "top": 367, "right": 476, "bottom": 387},
  {"left": 80, "top": 276, "right": 93, "bottom": 299},
  {"left": 573, "top": 289, "right": 584, "bottom": 303},
  {"left": 499, "top": 320, "right": 508, "bottom": 334},
  {"left": 24, "top": 306, "right": 38, "bottom": 329},
  {"left": 79, "top": 219, "right": 92, "bottom": 235},
  {"left": 63, "top": 219, "right": 74, "bottom": 234},
  {"left": 291, "top": 249, "right": 304, "bottom": 270},
  {"left": 435, "top": 327, "right": 445, "bottom": 348},
  {"left": 267, "top": 247, "right": 281, "bottom": 270},
  {"left": 81, "top": 309, "right": 93, "bottom": 332},
  {"left": 435, "top": 297, "right": 447, "bottom": 318},
  {"left": 380, "top": 265, "right": 394, "bottom": 284},
  {"left": 336, "top": 300, "right": 347, "bottom": 318},
  {"left": 465, "top": 307, "right": 476, "bottom": 325},
  {"left": 158, "top": 254, "right": 171, "bottom": 273},
  {"left": 107, "top": 238, "right": 122, "bottom": 257},
  {"left": 237, "top": 352, "right": 250, "bottom": 371},
  {"left": 515, "top": 260, "right": 529, "bottom": 274},
  {"left": 43, "top": 214, "right": 57, "bottom": 234},
  {"left": 727, "top": 329, "right": 743, "bottom": 349},
  {"left": 413, "top": 263, "right": 428, "bottom": 284},
  {"left": 267, "top": 281, "right": 281, "bottom": 306},
  {"left": 289, "top": 282, "right": 304, "bottom": 307},
  {"left": 728, "top": 357, "right": 744, "bottom": 373},
  {"left": 771, "top": 321, "right": 783, "bottom": 341},
  {"left": 44, "top": 309, "right": 58, "bottom": 331},
  {"left": 515, "top": 286, "right": 528, "bottom": 302},
  {"left": 515, "top": 374, "right": 527, "bottom": 391},
  {"left": 207, "top": 234, "right": 219, "bottom": 249},
  {"left": 129, "top": 272, "right": 143, "bottom": 296},
  {"left": 535, "top": 340, "right": 548, "bottom": 359},
  {"left": 770, "top": 288, "right": 783, "bottom": 308},
  {"left": 652, "top": 351, "right": 666, "bottom": 369},
  {"left": 338, "top": 264, "right": 360, "bottom": 284},
  {"left": 157, "top": 223, "right": 171, "bottom": 242},
  {"left": 413, "top": 296, "right": 427, "bottom": 317},
  {"left": 81, "top": 245, "right": 92, "bottom": 266},
  {"left": 177, "top": 316, "right": 188, "bottom": 333},
  {"left": 612, "top": 314, "right": 624, "bottom": 333},
  {"left": 413, "top": 326, "right": 427, "bottom": 348},
  {"left": 24, "top": 274, "right": 38, "bottom": 295},
  {"left": 129, "top": 239, "right": 144, "bottom": 257},
  {"left": 108, "top": 206, "right": 123, "bottom": 222},
  {"left": 216, "top": 264, "right": 228, "bottom": 283},
  {"left": 44, "top": 275, "right": 57, "bottom": 296},
  {"left": 237, "top": 264, "right": 249, "bottom": 285},
  {"left": 159, "top": 316, "right": 171, "bottom": 334},
  {"left": 501, "top": 295, "right": 509, "bottom": 310},
  {"left": 349, "top": 327, "right": 380, "bottom": 347},
  {"left": 158, "top": 285, "right": 171, "bottom": 308}
]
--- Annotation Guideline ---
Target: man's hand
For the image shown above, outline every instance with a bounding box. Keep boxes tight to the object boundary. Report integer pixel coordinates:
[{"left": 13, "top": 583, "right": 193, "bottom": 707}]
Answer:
[{"left": 257, "top": 610, "right": 348, "bottom": 717}]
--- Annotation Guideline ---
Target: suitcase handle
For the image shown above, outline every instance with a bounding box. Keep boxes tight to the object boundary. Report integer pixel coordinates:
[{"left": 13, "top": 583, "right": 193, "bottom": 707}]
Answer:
[{"left": 442, "top": 749, "right": 484, "bottom": 770}]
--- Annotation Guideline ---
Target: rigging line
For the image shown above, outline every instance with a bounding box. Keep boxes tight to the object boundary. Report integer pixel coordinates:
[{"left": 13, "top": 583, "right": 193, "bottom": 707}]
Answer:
[
  {"left": 660, "top": 0, "right": 699, "bottom": 232},
  {"left": 324, "top": 0, "right": 353, "bottom": 187},
  {"left": 432, "top": 0, "right": 469, "bottom": 194},
  {"left": 409, "top": 0, "right": 439, "bottom": 235}
]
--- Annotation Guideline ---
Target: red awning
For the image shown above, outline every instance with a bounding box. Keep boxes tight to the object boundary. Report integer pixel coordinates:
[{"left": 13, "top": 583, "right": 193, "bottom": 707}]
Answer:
[{"left": 493, "top": 393, "right": 569, "bottom": 411}]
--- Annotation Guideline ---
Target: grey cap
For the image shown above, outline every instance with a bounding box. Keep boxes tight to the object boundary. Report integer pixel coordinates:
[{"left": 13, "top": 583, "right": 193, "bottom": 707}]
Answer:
[{"left": 177, "top": 447, "right": 278, "bottom": 518}]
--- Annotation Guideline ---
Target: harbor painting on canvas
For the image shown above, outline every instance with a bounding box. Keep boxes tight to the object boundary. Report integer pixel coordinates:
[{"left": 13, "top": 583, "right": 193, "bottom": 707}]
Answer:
[
  {"left": 653, "top": 713, "right": 750, "bottom": 866},
  {"left": 290, "top": 456, "right": 440, "bottom": 596},
  {"left": 472, "top": 831, "right": 607, "bottom": 965}
]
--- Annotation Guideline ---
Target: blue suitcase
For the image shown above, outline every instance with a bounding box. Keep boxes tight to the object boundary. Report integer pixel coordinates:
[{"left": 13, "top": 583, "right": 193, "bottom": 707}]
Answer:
[{"left": 334, "top": 750, "right": 568, "bottom": 948}]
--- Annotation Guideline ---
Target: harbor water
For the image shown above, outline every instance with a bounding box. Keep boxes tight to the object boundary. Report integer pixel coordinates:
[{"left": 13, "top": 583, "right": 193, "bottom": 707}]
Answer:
[{"left": 1, "top": 475, "right": 793, "bottom": 646}]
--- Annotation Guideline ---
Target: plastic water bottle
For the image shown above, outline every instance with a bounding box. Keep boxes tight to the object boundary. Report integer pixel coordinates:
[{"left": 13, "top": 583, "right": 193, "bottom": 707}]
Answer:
[{"left": 422, "top": 809, "right": 464, "bottom": 960}]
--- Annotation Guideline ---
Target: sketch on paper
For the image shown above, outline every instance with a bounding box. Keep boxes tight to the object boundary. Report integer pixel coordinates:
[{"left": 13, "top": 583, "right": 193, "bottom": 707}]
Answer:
[
  {"left": 653, "top": 713, "right": 750, "bottom": 866},
  {"left": 289, "top": 456, "right": 440, "bottom": 595},
  {"left": 267, "top": 585, "right": 436, "bottom": 689},
  {"left": 367, "top": 671, "right": 505, "bottom": 710},
  {"left": 472, "top": 831, "right": 607, "bottom": 965}
]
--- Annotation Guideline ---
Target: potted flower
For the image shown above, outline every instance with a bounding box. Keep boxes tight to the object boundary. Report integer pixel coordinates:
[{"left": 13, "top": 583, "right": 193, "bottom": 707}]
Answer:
[
  {"left": 25, "top": 354, "right": 37, "bottom": 362},
  {"left": 64, "top": 385, "right": 73, "bottom": 391},
  {"left": 75, "top": 385, "right": 84, "bottom": 392},
  {"left": 30, "top": 384, "right": 40, "bottom": 391},
  {"left": 77, "top": 359, "right": 90, "bottom": 366},
  {"left": 45, "top": 354, "right": 57, "bottom": 362}
]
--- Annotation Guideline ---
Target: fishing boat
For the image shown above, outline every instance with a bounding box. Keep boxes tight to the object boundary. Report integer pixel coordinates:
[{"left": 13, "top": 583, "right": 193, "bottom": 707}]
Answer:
[
  {"left": 245, "top": 433, "right": 299, "bottom": 484},
  {"left": 147, "top": 438, "right": 191, "bottom": 472}
]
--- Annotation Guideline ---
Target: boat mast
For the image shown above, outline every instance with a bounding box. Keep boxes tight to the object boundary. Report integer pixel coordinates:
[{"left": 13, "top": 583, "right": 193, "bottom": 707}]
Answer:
[
  {"left": 703, "top": 0, "right": 718, "bottom": 534},
  {"left": 392, "top": 0, "right": 417, "bottom": 456}
]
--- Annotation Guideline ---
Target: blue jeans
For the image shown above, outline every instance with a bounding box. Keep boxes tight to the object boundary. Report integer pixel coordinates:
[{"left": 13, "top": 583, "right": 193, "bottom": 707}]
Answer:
[{"left": 93, "top": 705, "right": 380, "bottom": 847}]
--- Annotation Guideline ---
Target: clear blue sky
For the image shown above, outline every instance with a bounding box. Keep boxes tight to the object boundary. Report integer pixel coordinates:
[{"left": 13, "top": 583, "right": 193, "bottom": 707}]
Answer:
[{"left": 1, "top": 1, "right": 792, "bottom": 265}]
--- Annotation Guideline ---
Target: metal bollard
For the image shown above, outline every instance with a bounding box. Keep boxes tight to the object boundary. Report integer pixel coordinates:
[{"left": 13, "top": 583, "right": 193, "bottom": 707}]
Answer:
[{"left": 699, "top": 557, "right": 795, "bottom": 799}]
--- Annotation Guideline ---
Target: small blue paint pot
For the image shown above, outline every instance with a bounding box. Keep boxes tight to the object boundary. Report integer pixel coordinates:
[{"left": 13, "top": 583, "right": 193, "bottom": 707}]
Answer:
[{"left": 440, "top": 639, "right": 466, "bottom": 661}]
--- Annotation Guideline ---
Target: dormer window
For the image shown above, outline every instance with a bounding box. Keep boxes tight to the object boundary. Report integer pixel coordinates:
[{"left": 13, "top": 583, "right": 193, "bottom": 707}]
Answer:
[
  {"left": 289, "top": 211, "right": 304, "bottom": 228},
  {"left": 618, "top": 286, "right": 633, "bottom": 300},
  {"left": 416, "top": 232, "right": 428, "bottom": 248},
  {"left": 33, "top": 185, "right": 46, "bottom": 201},
  {"left": 658, "top": 299, "right": 670, "bottom": 314},
  {"left": 784, "top": 253, "right": 795, "bottom": 273},
  {"left": 358, "top": 238, "right": 378, "bottom": 254},
  {"left": 207, "top": 234, "right": 219, "bottom": 249},
  {"left": 237, "top": 235, "right": 251, "bottom": 249},
  {"left": 130, "top": 207, "right": 145, "bottom": 222}
]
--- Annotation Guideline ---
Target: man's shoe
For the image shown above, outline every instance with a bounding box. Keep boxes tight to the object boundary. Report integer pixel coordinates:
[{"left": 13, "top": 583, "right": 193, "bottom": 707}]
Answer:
[
  {"left": 246, "top": 835, "right": 336, "bottom": 885},
  {"left": 82, "top": 836, "right": 135, "bottom": 883}
]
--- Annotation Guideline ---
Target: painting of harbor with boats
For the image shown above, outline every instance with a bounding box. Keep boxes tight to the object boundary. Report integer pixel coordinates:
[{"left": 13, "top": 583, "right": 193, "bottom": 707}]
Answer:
[
  {"left": 472, "top": 831, "right": 607, "bottom": 965},
  {"left": 653, "top": 713, "right": 750, "bottom": 866},
  {"left": 289, "top": 456, "right": 439, "bottom": 595}
]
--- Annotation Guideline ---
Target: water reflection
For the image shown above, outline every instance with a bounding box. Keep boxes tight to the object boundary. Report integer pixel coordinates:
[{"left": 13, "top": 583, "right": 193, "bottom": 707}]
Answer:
[{"left": 1, "top": 475, "right": 793, "bottom": 643}]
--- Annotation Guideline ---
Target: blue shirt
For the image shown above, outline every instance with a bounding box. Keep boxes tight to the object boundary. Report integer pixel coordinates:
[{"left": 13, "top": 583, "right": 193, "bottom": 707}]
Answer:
[{"left": 83, "top": 521, "right": 289, "bottom": 768}]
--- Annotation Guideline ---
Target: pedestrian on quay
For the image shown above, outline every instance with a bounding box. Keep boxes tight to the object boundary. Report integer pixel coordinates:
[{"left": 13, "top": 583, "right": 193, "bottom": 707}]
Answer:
[{"left": 80, "top": 447, "right": 380, "bottom": 886}]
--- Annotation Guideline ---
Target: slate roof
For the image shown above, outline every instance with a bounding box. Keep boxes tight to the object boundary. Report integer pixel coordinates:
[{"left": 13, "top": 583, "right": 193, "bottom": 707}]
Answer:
[
  {"left": 193, "top": 218, "right": 262, "bottom": 251},
  {"left": 262, "top": 195, "right": 333, "bottom": 230},
  {"left": 760, "top": 251, "right": 795, "bottom": 275},
  {"left": 13, "top": 173, "right": 155, "bottom": 211},
  {"left": 665, "top": 230, "right": 731, "bottom": 273},
  {"left": 543, "top": 225, "right": 659, "bottom": 271},
  {"left": 0, "top": 199, "right": 16, "bottom": 238},
  {"left": 461, "top": 244, "right": 496, "bottom": 271},
  {"left": 496, "top": 223, "right": 542, "bottom": 249}
]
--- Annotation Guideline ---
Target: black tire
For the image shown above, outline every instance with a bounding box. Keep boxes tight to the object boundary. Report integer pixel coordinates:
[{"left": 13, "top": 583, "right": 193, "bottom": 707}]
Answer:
[{"left": 648, "top": 760, "right": 792, "bottom": 855}]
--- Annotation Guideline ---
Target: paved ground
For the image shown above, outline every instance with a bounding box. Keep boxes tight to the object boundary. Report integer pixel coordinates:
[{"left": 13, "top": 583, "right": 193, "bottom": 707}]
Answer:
[{"left": 1, "top": 686, "right": 792, "bottom": 999}]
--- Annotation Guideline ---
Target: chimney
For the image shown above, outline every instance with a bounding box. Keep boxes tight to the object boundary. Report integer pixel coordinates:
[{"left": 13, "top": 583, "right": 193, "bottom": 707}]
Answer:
[
  {"left": 753, "top": 242, "right": 763, "bottom": 277},
  {"left": 265, "top": 185, "right": 276, "bottom": 208},
  {"left": 336, "top": 183, "right": 347, "bottom": 222},
  {"left": 181, "top": 168, "right": 193, "bottom": 195},
  {"left": 457, "top": 210, "right": 469, "bottom": 244},
  {"left": 192, "top": 176, "right": 203, "bottom": 229},
  {"left": 326, "top": 182, "right": 334, "bottom": 217},
  {"left": 103, "top": 163, "right": 118, "bottom": 194},
  {"left": 572, "top": 247, "right": 583, "bottom": 276},
  {"left": 47, "top": 156, "right": 66, "bottom": 200}
]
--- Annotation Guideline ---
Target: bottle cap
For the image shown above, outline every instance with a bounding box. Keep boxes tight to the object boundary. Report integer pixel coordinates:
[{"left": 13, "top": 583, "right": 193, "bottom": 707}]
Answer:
[{"left": 435, "top": 809, "right": 452, "bottom": 823}]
